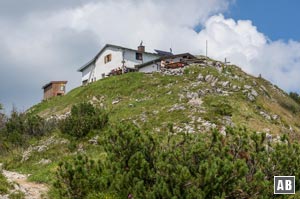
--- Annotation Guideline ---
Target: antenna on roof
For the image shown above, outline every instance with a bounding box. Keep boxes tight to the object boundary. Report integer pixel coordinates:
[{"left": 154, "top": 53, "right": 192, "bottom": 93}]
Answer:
[
  {"left": 140, "top": 40, "right": 143, "bottom": 46},
  {"left": 170, "top": 48, "right": 172, "bottom": 53}
]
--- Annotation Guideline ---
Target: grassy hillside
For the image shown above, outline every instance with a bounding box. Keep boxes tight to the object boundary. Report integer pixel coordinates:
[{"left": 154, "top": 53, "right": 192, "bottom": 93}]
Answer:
[
  {"left": 30, "top": 63, "right": 300, "bottom": 137},
  {"left": 2, "top": 61, "right": 300, "bottom": 198}
]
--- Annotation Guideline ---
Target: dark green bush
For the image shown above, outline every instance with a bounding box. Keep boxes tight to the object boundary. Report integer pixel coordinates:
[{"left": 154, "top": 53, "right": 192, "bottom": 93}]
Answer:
[
  {"left": 289, "top": 92, "right": 300, "bottom": 104},
  {"left": 3, "top": 109, "right": 52, "bottom": 147},
  {"left": 59, "top": 103, "right": 108, "bottom": 139},
  {"left": 54, "top": 155, "right": 108, "bottom": 199},
  {"left": 54, "top": 123, "right": 300, "bottom": 198},
  {"left": 279, "top": 101, "right": 299, "bottom": 114},
  {"left": 210, "top": 100, "right": 233, "bottom": 116}
]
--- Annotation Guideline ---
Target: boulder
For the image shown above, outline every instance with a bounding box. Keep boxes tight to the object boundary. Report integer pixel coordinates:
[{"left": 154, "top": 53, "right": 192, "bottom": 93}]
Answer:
[
  {"left": 112, "top": 99, "right": 120, "bottom": 104},
  {"left": 168, "top": 104, "right": 186, "bottom": 112},
  {"left": 211, "top": 78, "right": 218, "bottom": 87},
  {"left": 222, "top": 81, "right": 230, "bottom": 87},
  {"left": 260, "top": 111, "right": 271, "bottom": 120},
  {"left": 247, "top": 93, "right": 255, "bottom": 101},
  {"left": 197, "top": 74, "right": 204, "bottom": 81},
  {"left": 186, "top": 92, "right": 199, "bottom": 99},
  {"left": 244, "top": 85, "right": 252, "bottom": 90},
  {"left": 204, "top": 74, "right": 214, "bottom": 83},
  {"left": 251, "top": 89, "right": 258, "bottom": 97},
  {"left": 188, "top": 98, "right": 203, "bottom": 107}
]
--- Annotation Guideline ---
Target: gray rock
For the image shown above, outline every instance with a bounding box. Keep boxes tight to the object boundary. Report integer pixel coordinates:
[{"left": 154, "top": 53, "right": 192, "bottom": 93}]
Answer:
[
  {"left": 153, "top": 110, "right": 159, "bottom": 115},
  {"left": 178, "top": 93, "right": 185, "bottom": 101},
  {"left": 222, "top": 81, "right": 230, "bottom": 87},
  {"left": 244, "top": 85, "right": 252, "bottom": 90},
  {"left": 260, "top": 111, "right": 271, "bottom": 120},
  {"left": 185, "top": 125, "right": 194, "bottom": 133},
  {"left": 266, "top": 133, "right": 272, "bottom": 142},
  {"left": 168, "top": 104, "right": 186, "bottom": 112},
  {"left": 198, "top": 90, "right": 206, "bottom": 97},
  {"left": 207, "top": 61, "right": 214, "bottom": 66},
  {"left": 233, "top": 75, "right": 240, "bottom": 80},
  {"left": 205, "top": 74, "right": 214, "bottom": 83},
  {"left": 186, "top": 92, "right": 198, "bottom": 99},
  {"left": 251, "top": 89, "right": 258, "bottom": 97},
  {"left": 191, "top": 82, "right": 201, "bottom": 87},
  {"left": 38, "top": 159, "right": 52, "bottom": 165},
  {"left": 260, "top": 85, "right": 268, "bottom": 93},
  {"left": 211, "top": 78, "right": 218, "bottom": 87},
  {"left": 272, "top": 114, "right": 279, "bottom": 120},
  {"left": 247, "top": 93, "right": 255, "bottom": 101},
  {"left": 112, "top": 99, "right": 120, "bottom": 104},
  {"left": 188, "top": 98, "right": 203, "bottom": 107},
  {"left": 219, "top": 126, "right": 226, "bottom": 136},
  {"left": 88, "top": 135, "right": 99, "bottom": 145},
  {"left": 197, "top": 74, "right": 204, "bottom": 81}
]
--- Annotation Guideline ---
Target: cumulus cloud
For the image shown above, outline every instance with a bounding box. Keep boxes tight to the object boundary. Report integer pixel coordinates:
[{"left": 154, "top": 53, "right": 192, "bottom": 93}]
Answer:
[
  {"left": 0, "top": 0, "right": 230, "bottom": 112},
  {"left": 195, "top": 14, "right": 300, "bottom": 92},
  {"left": 0, "top": 0, "right": 300, "bottom": 112}
]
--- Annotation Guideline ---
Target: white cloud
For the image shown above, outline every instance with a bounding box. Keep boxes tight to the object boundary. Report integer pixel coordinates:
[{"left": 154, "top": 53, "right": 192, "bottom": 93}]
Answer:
[
  {"left": 1, "top": 0, "right": 300, "bottom": 111},
  {"left": 0, "top": 0, "right": 230, "bottom": 111},
  {"left": 195, "top": 14, "right": 300, "bottom": 92}
]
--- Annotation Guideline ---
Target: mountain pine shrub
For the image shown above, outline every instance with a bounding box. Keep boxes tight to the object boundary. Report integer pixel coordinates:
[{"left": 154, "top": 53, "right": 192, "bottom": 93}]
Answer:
[
  {"left": 59, "top": 102, "right": 108, "bottom": 139},
  {"left": 54, "top": 122, "right": 300, "bottom": 198}
]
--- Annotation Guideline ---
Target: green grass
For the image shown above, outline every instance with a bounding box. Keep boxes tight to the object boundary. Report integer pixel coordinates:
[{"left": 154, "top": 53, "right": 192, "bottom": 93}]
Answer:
[
  {"left": 0, "top": 172, "right": 12, "bottom": 194},
  {"left": 27, "top": 64, "right": 300, "bottom": 135},
  {"left": 8, "top": 191, "right": 25, "bottom": 199},
  {"left": 3, "top": 62, "right": 300, "bottom": 190}
]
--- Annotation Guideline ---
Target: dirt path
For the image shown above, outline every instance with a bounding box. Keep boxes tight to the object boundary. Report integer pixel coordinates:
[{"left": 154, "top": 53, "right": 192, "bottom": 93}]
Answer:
[{"left": 1, "top": 168, "right": 48, "bottom": 199}]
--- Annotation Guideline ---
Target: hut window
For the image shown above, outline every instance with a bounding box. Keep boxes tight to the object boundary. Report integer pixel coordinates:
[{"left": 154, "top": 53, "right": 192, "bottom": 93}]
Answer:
[
  {"left": 104, "top": 54, "right": 112, "bottom": 63},
  {"left": 136, "top": 52, "right": 143, "bottom": 60},
  {"left": 60, "top": 85, "right": 65, "bottom": 91}
]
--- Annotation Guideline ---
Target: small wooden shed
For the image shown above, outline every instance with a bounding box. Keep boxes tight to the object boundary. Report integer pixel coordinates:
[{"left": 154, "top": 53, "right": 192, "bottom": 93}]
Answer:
[{"left": 42, "top": 81, "right": 67, "bottom": 100}]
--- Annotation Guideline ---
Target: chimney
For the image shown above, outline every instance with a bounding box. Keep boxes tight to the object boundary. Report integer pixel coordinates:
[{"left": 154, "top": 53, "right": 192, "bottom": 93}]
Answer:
[{"left": 137, "top": 40, "right": 145, "bottom": 53}]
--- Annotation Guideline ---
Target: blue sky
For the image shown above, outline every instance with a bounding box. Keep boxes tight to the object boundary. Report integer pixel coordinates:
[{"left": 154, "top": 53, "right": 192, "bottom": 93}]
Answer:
[
  {"left": 0, "top": 0, "right": 300, "bottom": 113},
  {"left": 227, "top": 0, "right": 300, "bottom": 41}
]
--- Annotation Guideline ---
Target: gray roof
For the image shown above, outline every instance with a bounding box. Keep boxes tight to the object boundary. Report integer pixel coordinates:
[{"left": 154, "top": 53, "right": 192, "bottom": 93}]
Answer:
[
  {"left": 135, "top": 53, "right": 196, "bottom": 69},
  {"left": 154, "top": 49, "right": 173, "bottom": 56},
  {"left": 77, "top": 44, "right": 159, "bottom": 72}
]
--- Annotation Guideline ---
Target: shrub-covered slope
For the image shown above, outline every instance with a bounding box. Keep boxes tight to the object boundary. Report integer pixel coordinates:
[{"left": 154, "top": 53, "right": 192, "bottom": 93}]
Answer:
[{"left": 2, "top": 61, "right": 300, "bottom": 198}]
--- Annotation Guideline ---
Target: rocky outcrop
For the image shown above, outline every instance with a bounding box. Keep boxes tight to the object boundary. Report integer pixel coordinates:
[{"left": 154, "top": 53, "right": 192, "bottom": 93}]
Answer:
[
  {"left": 160, "top": 68, "right": 184, "bottom": 76},
  {"left": 22, "top": 136, "right": 69, "bottom": 163}
]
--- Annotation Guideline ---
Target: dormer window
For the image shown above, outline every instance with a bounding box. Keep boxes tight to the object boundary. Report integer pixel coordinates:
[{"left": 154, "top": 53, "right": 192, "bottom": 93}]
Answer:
[
  {"left": 104, "top": 54, "right": 112, "bottom": 64},
  {"left": 136, "top": 52, "right": 143, "bottom": 60}
]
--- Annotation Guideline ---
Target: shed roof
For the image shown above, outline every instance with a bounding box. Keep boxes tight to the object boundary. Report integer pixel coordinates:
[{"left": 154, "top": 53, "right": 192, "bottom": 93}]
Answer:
[
  {"left": 42, "top": 81, "right": 68, "bottom": 89},
  {"left": 77, "top": 44, "right": 159, "bottom": 72}
]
